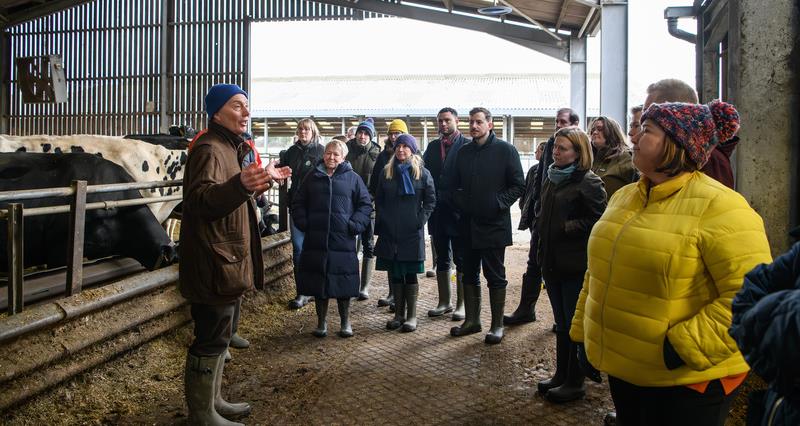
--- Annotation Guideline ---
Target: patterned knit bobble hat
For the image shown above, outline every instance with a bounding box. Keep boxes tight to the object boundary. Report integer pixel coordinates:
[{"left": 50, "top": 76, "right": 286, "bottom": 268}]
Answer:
[
  {"left": 640, "top": 99, "right": 740, "bottom": 168},
  {"left": 356, "top": 118, "right": 376, "bottom": 140},
  {"left": 394, "top": 134, "right": 419, "bottom": 154}
]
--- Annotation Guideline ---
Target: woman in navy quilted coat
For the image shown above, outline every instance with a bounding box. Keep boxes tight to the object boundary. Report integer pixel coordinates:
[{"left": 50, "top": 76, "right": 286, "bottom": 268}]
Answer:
[
  {"left": 374, "top": 134, "right": 436, "bottom": 333},
  {"left": 730, "top": 238, "right": 800, "bottom": 426},
  {"left": 291, "top": 139, "right": 373, "bottom": 338}
]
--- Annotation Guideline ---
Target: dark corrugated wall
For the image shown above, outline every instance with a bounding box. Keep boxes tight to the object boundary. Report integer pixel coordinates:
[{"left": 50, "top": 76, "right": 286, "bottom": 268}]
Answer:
[{"left": 4, "top": 0, "right": 379, "bottom": 135}]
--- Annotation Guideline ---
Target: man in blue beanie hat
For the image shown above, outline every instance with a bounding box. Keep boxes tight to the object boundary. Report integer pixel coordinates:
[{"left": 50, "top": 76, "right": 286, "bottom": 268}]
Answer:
[
  {"left": 179, "top": 83, "right": 291, "bottom": 424},
  {"left": 346, "top": 117, "right": 381, "bottom": 296}
]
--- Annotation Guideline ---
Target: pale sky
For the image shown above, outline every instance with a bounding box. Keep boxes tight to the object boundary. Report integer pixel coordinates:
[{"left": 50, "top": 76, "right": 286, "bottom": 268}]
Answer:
[{"left": 251, "top": 0, "right": 697, "bottom": 111}]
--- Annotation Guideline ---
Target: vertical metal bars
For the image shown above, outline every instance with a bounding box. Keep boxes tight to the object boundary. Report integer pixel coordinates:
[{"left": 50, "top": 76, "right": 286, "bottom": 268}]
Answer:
[
  {"left": 5, "top": 0, "right": 376, "bottom": 136},
  {"left": 6, "top": 203, "right": 24, "bottom": 315},
  {"left": 65, "top": 180, "right": 87, "bottom": 296}
]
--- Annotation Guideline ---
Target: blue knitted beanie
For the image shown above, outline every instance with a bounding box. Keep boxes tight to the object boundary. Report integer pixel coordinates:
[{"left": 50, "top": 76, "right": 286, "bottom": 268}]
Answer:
[
  {"left": 394, "top": 134, "right": 419, "bottom": 154},
  {"left": 205, "top": 84, "right": 247, "bottom": 120},
  {"left": 356, "top": 118, "right": 376, "bottom": 140}
]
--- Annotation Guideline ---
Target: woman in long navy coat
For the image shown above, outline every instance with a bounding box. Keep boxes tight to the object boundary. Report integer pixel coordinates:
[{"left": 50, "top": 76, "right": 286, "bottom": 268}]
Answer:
[
  {"left": 374, "top": 134, "right": 436, "bottom": 332},
  {"left": 291, "top": 139, "right": 373, "bottom": 338}
]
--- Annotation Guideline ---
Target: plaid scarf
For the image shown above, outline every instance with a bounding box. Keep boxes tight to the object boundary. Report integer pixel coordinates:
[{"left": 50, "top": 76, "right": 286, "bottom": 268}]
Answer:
[{"left": 440, "top": 130, "right": 460, "bottom": 161}]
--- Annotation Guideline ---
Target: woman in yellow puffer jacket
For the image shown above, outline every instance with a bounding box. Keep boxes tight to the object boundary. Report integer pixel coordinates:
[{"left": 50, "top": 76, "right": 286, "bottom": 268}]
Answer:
[{"left": 570, "top": 100, "right": 771, "bottom": 425}]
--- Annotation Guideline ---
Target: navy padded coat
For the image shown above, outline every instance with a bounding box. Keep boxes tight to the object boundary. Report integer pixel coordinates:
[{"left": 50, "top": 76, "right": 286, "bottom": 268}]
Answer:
[
  {"left": 291, "top": 160, "right": 372, "bottom": 299},
  {"left": 731, "top": 242, "right": 800, "bottom": 426}
]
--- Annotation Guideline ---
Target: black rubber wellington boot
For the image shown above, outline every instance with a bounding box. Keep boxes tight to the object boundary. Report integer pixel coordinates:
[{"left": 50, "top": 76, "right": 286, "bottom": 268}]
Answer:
[
  {"left": 546, "top": 342, "right": 586, "bottom": 403},
  {"left": 450, "top": 284, "right": 482, "bottom": 336},
  {"left": 503, "top": 272, "right": 542, "bottom": 325},
  {"left": 485, "top": 287, "right": 506, "bottom": 344},
  {"left": 538, "top": 332, "right": 569, "bottom": 394}
]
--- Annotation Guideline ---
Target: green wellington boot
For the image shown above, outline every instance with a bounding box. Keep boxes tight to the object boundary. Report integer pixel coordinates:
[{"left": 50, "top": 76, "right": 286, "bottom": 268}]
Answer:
[
  {"left": 312, "top": 298, "right": 329, "bottom": 338},
  {"left": 337, "top": 298, "right": 354, "bottom": 338},
  {"left": 485, "top": 287, "right": 506, "bottom": 344},
  {"left": 214, "top": 353, "right": 252, "bottom": 420},
  {"left": 229, "top": 333, "right": 250, "bottom": 349},
  {"left": 378, "top": 272, "right": 394, "bottom": 307},
  {"left": 451, "top": 272, "right": 465, "bottom": 321},
  {"left": 428, "top": 270, "right": 454, "bottom": 317},
  {"left": 184, "top": 353, "right": 242, "bottom": 426},
  {"left": 450, "top": 284, "right": 482, "bottom": 336},
  {"left": 386, "top": 279, "right": 406, "bottom": 330},
  {"left": 401, "top": 284, "right": 419, "bottom": 332},
  {"left": 358, "top": 257, "right": 375, "bottom": 301}
]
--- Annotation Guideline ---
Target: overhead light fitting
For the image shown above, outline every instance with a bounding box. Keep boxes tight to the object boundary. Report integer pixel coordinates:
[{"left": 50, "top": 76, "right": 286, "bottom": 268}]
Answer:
[{"left": 478, "top": 1, "right": 512, "bottom": 17}]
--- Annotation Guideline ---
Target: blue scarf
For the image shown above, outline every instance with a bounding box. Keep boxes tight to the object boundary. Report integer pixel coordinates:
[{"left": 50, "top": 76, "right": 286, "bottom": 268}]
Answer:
[
  {"left": 547, "top": 163, "right": 576, "bottom": 186},
  {"left": 397, "top": 162, "right": 415, "bottom": 195}
]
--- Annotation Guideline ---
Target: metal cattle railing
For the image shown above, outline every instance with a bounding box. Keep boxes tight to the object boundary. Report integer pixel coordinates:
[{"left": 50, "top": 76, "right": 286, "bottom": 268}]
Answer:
[{"left": 0, "top": 180, "right": 183, "bottom": 316}]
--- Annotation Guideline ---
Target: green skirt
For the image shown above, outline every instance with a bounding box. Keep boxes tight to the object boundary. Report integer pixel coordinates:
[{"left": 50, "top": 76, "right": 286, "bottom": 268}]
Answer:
[{"left": 376, "top": 257, "right": 424, "bottom": 279}]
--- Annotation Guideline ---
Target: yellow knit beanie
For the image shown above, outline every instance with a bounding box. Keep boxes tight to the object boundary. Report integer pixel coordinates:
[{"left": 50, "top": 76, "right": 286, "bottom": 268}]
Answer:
[{"left": 388, "top": 119, "right": 408, "bottom": 134}]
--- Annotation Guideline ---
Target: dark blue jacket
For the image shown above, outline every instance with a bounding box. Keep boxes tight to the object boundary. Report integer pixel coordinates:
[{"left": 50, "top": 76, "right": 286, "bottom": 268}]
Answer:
[
  {"left": 452, "top": 131, "right": 525, "bottom": 249},
  {"left": 279, "top": 140, "right": 325, "bottom": 205},
  {"left": 374, "top": 160, "right": 436, "bottom": 262},
  {"left": 422, "top": 132, "right": 469, "bottom": 237},
  {"left": 291, "top": 160, "right": 373, "bottom": 299},
  {"left": 369, "top": 147, "right": 393, "bottom": 197},
  {"left": 730, "top": 242, "right": 800, "bottom": 426}
]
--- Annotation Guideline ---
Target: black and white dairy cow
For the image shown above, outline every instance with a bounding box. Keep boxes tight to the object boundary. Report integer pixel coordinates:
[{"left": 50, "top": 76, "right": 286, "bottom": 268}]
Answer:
[
  {"left": 0, "top": 152, "right": 177, "bottom": 271},
  {"left": 0, "top": 135, "right": 186, "bottom": 223}
]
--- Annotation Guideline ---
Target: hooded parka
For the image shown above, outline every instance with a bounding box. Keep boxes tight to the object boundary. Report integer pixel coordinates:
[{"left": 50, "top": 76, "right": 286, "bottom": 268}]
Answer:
[{"left": 291, "top": 160, "right": 373, "bottom": 299}]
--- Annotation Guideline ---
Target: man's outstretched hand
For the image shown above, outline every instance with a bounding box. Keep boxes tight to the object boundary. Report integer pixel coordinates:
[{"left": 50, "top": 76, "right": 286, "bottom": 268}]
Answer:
[
  {"left": 265, "top": 159, "right": 292, "bottom": 183},
  {"left": 241, "top": 163, "right": 272, "bottom": 194}
]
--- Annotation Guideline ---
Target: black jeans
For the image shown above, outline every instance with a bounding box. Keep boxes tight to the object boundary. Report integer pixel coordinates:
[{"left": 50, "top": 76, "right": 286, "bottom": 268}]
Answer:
[
  {"left": 461, "top": 247, "right": 506, "bottom": 289},
  {"left": 189, "top": 302, "right": 236, "bottom": 357},
  {"left": 544, "top": 276, "right": 583, "bottom": 333},
  {"left": 609, "top": 375, "right": 739, "bottom": 426},
  {"left": 525, "top": 230, "right": 542, "bottom": 282},
  {"left": 431, "top": 230, "right": 462, "bottom": 272},
  {"left": 358, "top": 218, "right": 375, "bottom": 259}
]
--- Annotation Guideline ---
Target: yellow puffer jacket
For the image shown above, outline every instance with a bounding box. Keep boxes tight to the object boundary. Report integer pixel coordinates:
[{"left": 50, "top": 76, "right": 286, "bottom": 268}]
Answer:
[{"left": 570, "top": 171, "right": 771, "bottom": 387}]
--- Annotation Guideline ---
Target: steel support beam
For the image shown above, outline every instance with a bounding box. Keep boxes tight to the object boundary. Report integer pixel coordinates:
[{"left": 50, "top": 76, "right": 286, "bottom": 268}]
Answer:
[
  {"left": 599, "top": 0, "right": 628, "bottom": 125},
  {"left": 159, "top": 0, "right": 174, "bottom": 133},
  {"left": 318, "top": 0, "right": 568, "bottom": 61},
  {"left": 2, "top": 0, "right": 93, "bottom": 28},
  {"left": 570, "top": 36, "right": 587, "bottom": 127},
  {"left": 0, "top": 29, "right": 9, "bottom": 134}
]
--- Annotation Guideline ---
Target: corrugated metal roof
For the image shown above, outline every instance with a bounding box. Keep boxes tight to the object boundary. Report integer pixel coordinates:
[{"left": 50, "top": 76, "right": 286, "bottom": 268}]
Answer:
[{"left": 251, "top": 73, "right": 600, "bottom": 118}]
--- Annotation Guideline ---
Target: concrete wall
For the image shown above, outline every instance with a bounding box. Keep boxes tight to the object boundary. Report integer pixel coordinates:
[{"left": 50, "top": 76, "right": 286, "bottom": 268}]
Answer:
[{"left": 734, "top": 0, "right": 798, "bottom": 255}]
